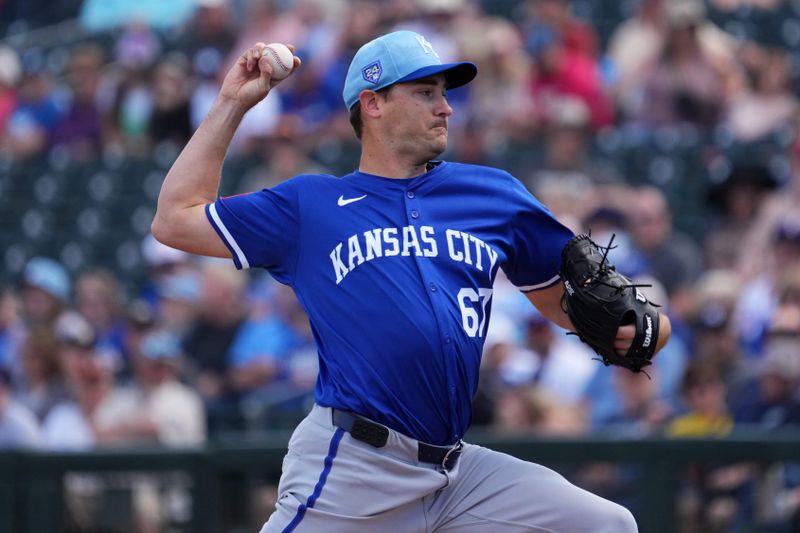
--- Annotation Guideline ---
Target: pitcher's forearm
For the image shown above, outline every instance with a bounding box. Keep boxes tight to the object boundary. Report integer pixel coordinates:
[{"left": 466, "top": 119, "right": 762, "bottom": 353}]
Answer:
[
  {"left": 156, "top": 97, "right": 247, "bottom": 213},
  {"left": 151, "top": 97, "right": 249, "bottom": 254},
  {"left": 150, "top": 42, "right": 298, "bottom": 255}
]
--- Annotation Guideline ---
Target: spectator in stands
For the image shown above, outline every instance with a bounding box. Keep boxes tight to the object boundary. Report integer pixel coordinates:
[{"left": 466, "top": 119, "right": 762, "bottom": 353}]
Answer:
[
  {"left": 455, "top": 16, "right": 536, "bottom": 165},
  {"left": 606, "top": 0, "right": 664, "bottom": 113},
  {"left": 225, "top": 279, "right": 288, "bottom": 399},
  {"left": 725, "top": 46, "right": 799, "bottom": 143},
  {"left": 603, "top": 367, "right": 673, "bottom": 435},
  {"left": 666, "top": 358, "right": 749, "bottom": 533},
  {"left": 237, "top": 136, "right": 324, "bottom": 193},
  {"left": 94, "top": 330, "right": 205, "bottom": 446},
  {"left": 39, "top": 311, "right": 161, "bottom": 530},
  {"left": 706, "top": 164, "right": 778, "bottom": 271},
  {"left": 608, "top": 0, "right": 741, "bottom": 121},
  {"left": 123, "top": 298, "right": 156, "bottom": 358},
  {"left": 522, "top": 311, "right": 596, "bottom": 406},
  {"left": 298, "top": 0, "right": 382, "bottom": 133},
  {"left": 690, "top": 272, "right": 753, "bottom": 404},
  {"left": 739, "top": 141, "right": 800, "bottom": 280},
  {"left": 75, "top": 269, "right": 128, "bottom": 376},
  {"left": 139, "top": 233, "right": 193, "bottom": 307},
  {"left": 259, "top": 0, "right": 347, "bottom": 138},
  {"left": 581, "top": 206, "right": 649, "bottom": 278},
  {"left": 41, "top": 311, "right": 104, "bottom": 450},
  {"left": 667, "top": 358, "right": 733, "bottom": 437},
  {"left": 520, "top": 0, "right": 599, "bottom": 59},
  {"left": 0, "top": 287, "right": 23, "bottom": 374},
  {"left": 91, "top": 329, "right": 205, "bottom": 532},
  {"left": 3, "top": 62, "right": 61, "bottom": 160},
  {"left": 578, "top": 365, "right": 673, "bottom": 514},
  {"left": 191, "top": 2, "right": 289, "bottom": 153},
  {"left": 628, "top": 186, "right": 704, "bottom": 298},
  {"left": 537, "top": 97, "right": 594, "bottom": 184},
  {"left": 226, "top": 0, "right": 307, "bottom": 65},
  {"left": 0, "top": 367, "right": 40, "bottom": 448},
  {"left": 156, "top": 270, "right": 201, "bottom": 339},
  {"left": 183, "top": 262, "right": 247, "bottom": 427},
  {"left": 525, "top": 98, "right": 622, "bottom": 206},
  {"left": 493, "top": 384, "right": 586, "bottom": 436},
  {"left": 114, "top": 22, "right": 163, "bottom": 73},
  {"left": 50, "top": 43, "right": 107, "bottom": 161},
  {"left": 472, "top": 312, "right": 523, "bottom": 426},
  {"left": 527, "top": 23, "right": 614, "bottom": 131},
  {"left": 0, "top": 45, "right": 21, "bottom": 136},
  {"left": 628, "top": 0, "right": 727, "bottom": 131},
  {"left": 177, "top": 0, "right": 237, "bottom": 82},
  {"left": 771, "top": 266, "right": 800, "bottom": 336},
  {"left": 148, "top": 53, "right": 193, "bottom": 148},
  {"left": 731, "top": 335, "right": 800, "bottom": 428},
  {"left": 396, "top": 0, "right": 472, "bottom": 64},
  {"left": 19, "top": 257, "right": 70, "bottom": 327},
  {"left": 759, "top": 464, "right": 800, "bottom": 533},
  {"left": 227, "top": 282, "right": 316, "bottom": 412},
  {"left": 735, "top": 216, "right": 800, "bottom": 355},
  {"left": 107, "top": 22, "right": 162, "bottom": 154},
  {"left": 17, "top": 325, "right": 68, "bottom": 421},
  {"left": 724, "top": 335, "right": 800, "bottom": 530}
]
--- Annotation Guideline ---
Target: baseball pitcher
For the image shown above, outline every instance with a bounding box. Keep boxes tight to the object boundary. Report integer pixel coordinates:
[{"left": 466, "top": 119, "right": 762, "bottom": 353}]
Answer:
[{"left": 152, "top": 31, "right": 671, "bottom": 532}]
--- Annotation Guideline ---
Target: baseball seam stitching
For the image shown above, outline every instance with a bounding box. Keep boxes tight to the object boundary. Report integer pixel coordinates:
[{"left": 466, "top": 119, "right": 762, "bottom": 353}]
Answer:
[{"left": 266, "top": 46, "right": 291, "bottom": 74}]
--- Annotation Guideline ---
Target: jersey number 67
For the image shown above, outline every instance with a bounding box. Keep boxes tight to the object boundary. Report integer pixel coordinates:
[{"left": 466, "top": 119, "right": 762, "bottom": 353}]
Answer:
[{"left": 457, "top": 287, "right": 493, "bottom": 338}]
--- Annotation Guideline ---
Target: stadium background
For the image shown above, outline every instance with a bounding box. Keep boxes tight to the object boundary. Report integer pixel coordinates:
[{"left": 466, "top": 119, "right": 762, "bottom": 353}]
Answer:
[{"left": 2, "top": 0, "right": 800, "bottom": 531}]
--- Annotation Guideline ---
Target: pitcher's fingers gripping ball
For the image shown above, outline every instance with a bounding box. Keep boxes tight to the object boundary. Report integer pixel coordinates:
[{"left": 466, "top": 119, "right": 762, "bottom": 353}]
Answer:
[
  {"left": 560, "top": 233, "right": 660, "bottom": 373},
  {"left": 262, "top": 43, "right": 294, "bottom": 80}
]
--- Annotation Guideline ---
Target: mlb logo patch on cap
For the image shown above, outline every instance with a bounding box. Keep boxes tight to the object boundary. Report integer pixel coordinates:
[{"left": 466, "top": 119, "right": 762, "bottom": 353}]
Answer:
[{"left": 362, "top": 61, "right": 382, "bottom": 84}]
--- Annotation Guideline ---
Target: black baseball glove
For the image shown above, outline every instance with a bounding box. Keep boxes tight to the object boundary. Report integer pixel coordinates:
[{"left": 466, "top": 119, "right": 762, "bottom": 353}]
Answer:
[{"left": 559, "top": 234, "right": 660, "bottom": 373}]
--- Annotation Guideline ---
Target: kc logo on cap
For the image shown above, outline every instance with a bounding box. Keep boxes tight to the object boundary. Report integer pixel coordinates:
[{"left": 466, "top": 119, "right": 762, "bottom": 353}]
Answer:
[
  {"left": 414, "top": 35, "right": 438, "bottom": 58},
  {"left": 362, "top": 61, "right": 382, "bottom": 84}
]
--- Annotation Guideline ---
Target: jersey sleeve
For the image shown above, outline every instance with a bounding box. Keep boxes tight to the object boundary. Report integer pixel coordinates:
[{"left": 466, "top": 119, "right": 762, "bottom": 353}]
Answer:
[
  {"left": 205, "top": 178, "right": 301, "bottom": 284},
  {"left": 501, "top": 177, "right": 574, "bottom": 292}
]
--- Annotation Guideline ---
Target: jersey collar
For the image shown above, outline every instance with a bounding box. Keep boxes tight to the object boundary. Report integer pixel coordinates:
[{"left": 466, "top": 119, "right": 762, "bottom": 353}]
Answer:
[{"left": 348, "top": 160, "right": 447, "bottom": 190}]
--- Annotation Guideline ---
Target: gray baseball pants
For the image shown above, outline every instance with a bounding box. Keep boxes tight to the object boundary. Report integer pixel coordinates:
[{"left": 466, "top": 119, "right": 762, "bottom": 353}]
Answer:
[{"left": 260, "top": 404, "right": 637, "bottom": 532}]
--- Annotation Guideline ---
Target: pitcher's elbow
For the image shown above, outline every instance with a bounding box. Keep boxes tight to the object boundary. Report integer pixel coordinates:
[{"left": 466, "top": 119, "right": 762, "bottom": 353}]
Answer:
[{"left": 150, "top": 213, "right": 171, "bottom": 246}]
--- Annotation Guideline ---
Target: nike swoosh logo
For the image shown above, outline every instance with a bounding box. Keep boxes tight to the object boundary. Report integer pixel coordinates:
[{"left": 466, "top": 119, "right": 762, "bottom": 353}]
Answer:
[{"left": 337, "top": 194, "right": 367, "bottom": 207}]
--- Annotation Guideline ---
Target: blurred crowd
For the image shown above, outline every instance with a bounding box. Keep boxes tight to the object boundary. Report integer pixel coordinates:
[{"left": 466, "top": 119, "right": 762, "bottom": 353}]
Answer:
[{"left": 3, "top": 0, "right": 800, "bottom": 529}]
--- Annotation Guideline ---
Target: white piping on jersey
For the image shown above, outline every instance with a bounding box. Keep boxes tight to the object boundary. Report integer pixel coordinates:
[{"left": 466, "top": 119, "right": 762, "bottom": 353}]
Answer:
[
  {"left": 517, "top": 274, "right": 560, "bottom": 292},
  {"left": 209, "top": 203, "right": 250, "bottom": 269}
]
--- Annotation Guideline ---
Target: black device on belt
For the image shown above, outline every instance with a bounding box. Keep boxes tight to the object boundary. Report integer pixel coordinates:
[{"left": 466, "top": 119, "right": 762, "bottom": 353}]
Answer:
[{"left": 331, "top": 409, "right": 462, "bottom": 470}]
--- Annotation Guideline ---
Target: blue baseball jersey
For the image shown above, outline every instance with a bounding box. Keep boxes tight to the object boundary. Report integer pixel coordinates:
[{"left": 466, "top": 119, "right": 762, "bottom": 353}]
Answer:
[{"left": 206, "top": 161, "right": 573, "bottom": 445}]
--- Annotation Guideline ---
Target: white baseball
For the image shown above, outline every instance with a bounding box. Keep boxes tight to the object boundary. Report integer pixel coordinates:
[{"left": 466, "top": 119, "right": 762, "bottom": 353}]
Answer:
[{"left": 262, "top": 43, "right": 293, "bottom": 80}]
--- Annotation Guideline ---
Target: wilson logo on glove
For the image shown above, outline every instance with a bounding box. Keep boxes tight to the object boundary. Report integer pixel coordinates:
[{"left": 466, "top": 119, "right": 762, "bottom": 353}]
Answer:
[{"left": 642, "top": 314, "right": 653, "bottom": 348}]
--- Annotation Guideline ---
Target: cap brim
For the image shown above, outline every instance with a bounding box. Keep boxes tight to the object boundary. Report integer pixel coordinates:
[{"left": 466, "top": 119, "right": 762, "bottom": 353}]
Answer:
[{"left": 395, "top": 61, "right": 477, "bottom": 90}]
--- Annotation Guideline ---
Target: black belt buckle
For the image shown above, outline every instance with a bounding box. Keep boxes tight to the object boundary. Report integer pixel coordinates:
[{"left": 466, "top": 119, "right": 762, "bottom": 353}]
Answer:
[
  {"left": 441, "top": 441, "right": 463, "bottom": 470},
  {"left": 350, "top": 418, "right": 389, "bottom": 448},
  {"left": 418, "top": 440, "right": 463, "bottom": 470}
]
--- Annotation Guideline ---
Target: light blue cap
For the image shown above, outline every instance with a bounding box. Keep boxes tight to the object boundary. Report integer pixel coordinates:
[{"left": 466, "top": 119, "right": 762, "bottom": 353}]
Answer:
[
  {"left": 141, "top": 330, "right": 181, "bottom": 361},
  {"left": 157, "top": 273, "right": 201, "bottom": 301},
  {"left": 343, "top": 30, "right": 477, "bottom": 110},
  {"left": 23, "top": 257, "right": 71, "bottom": 301}
]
